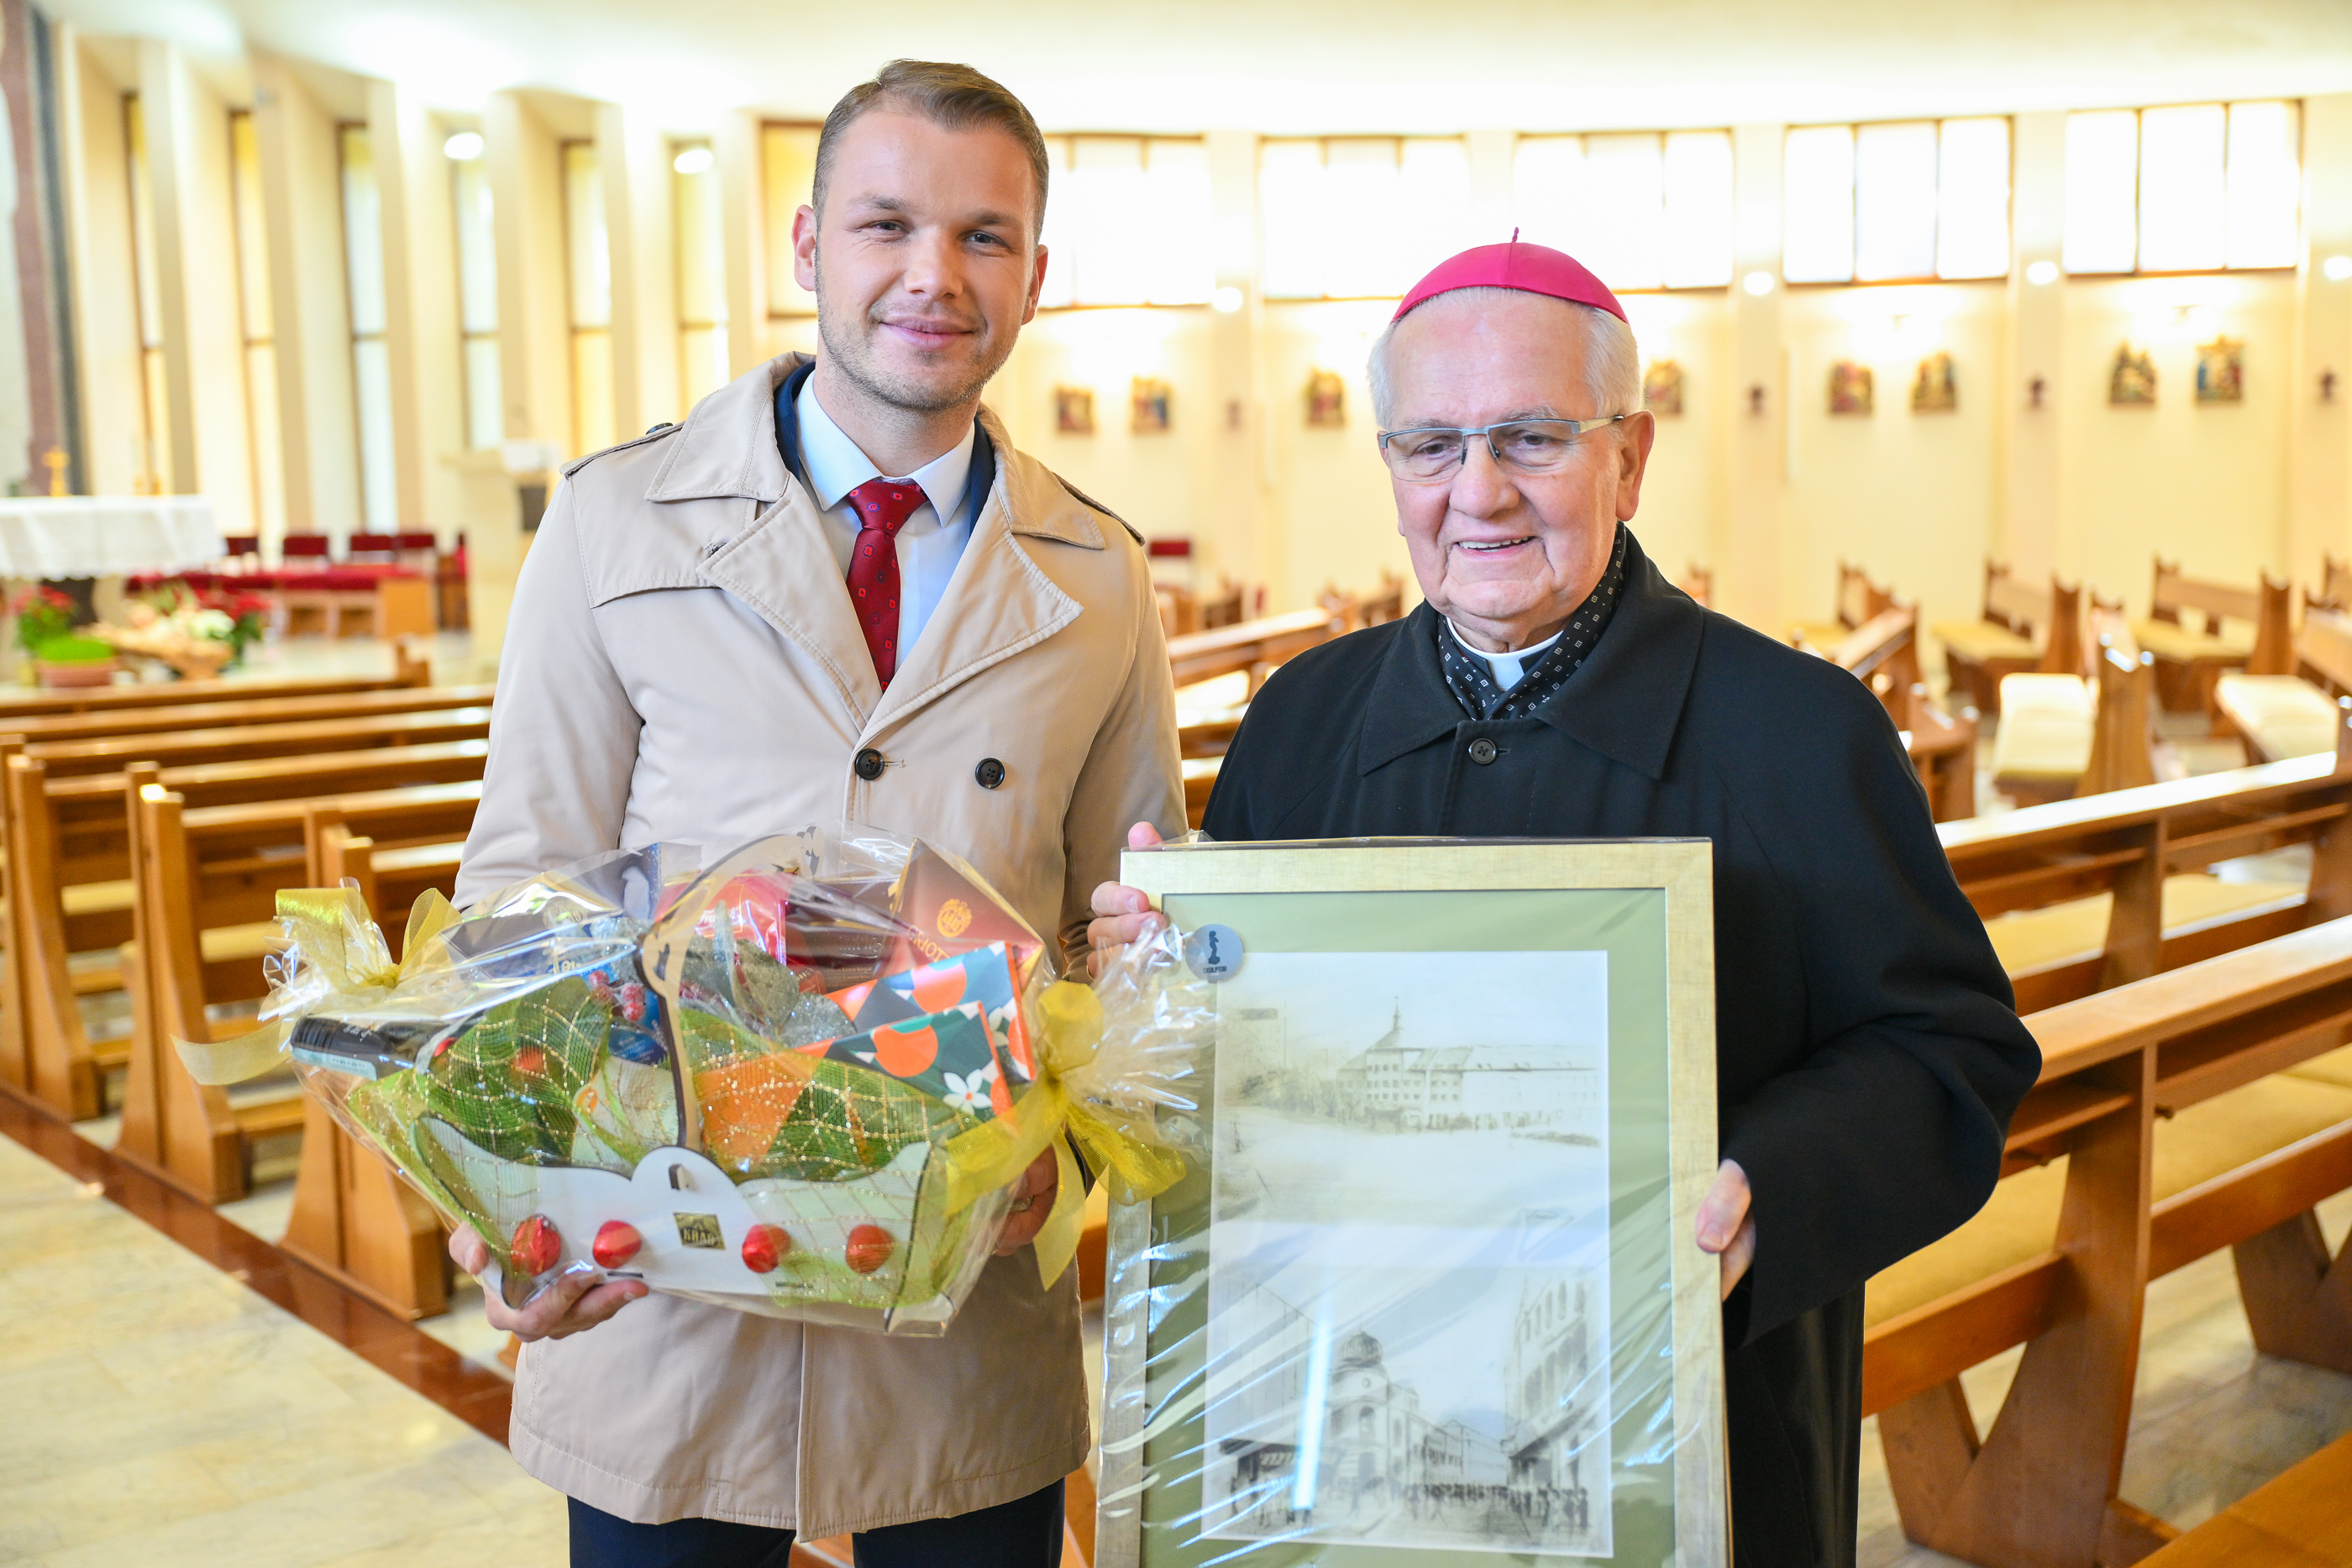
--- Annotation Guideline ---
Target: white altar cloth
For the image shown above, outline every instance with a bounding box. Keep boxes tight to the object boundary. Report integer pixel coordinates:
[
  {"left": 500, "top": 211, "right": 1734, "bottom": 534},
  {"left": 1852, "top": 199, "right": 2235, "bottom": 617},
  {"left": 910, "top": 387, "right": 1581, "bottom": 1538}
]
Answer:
[{"left": 0, "top": 496, "right": 223, "bottom": 578}]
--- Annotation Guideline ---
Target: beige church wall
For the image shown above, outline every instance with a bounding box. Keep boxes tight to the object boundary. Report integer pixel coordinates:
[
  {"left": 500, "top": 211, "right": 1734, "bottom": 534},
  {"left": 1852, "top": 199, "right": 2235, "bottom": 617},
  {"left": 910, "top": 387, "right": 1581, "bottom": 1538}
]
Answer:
[
  {"left": 1774, "top": 281, "right": 2006, "bottom": 653},
  {"left": 2058, "top": 272, "right": 2298, "bottom": 611},
  {"left": 1253, "top": 300, "right": 1409, "bottom": 615},
  {"left": 1621, "top": 291, "right": 1730, "bottom": 602}
]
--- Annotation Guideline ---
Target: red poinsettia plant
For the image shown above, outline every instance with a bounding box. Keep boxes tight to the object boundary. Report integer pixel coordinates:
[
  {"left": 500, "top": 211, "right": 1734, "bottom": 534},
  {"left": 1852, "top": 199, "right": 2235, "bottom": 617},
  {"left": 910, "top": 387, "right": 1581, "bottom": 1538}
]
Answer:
[{"left": 11, "top": 585, "right": 78, "bottom": 653}]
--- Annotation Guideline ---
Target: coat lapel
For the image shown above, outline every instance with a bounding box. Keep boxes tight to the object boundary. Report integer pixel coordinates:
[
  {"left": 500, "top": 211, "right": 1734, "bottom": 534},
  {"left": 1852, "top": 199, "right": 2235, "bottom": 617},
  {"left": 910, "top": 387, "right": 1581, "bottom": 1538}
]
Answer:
[
  {"left": 667, "top": 355, "right": 885, "bottom": 721},
  {"left": 865, "top": 408, "right": 1084, "bottom": 740}
]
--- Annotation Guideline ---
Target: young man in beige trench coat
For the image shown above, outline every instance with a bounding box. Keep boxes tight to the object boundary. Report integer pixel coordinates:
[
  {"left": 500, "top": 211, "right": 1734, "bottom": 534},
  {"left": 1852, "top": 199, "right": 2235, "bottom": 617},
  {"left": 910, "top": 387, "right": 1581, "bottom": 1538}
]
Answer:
[{"left": 449, "top": 60, "right": 1184, "bottom": 1568}]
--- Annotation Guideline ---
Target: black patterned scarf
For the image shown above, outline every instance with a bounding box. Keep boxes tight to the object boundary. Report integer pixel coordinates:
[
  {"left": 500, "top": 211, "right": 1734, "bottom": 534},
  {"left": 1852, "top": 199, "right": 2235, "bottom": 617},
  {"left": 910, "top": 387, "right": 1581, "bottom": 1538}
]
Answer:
[{"left": 1436, "top": 524, "right": 1628, "bottom": 721}]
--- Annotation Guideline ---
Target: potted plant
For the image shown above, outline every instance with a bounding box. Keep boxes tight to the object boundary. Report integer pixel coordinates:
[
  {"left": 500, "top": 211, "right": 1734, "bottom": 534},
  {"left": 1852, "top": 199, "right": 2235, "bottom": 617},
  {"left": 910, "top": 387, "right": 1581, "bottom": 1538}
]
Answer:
[{"left": 11, "top": 585, "right": 115, "bottom": 688}]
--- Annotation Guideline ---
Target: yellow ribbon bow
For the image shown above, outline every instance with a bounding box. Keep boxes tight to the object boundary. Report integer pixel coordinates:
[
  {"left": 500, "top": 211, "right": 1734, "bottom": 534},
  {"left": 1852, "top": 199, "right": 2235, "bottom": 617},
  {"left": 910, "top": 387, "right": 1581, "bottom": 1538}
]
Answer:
[
  {"left": 176, "top": 885, "right": 459, "bottom": 1086},
  {"left": 937, "top": 978, "right": 1192, "bottom": 1289}
]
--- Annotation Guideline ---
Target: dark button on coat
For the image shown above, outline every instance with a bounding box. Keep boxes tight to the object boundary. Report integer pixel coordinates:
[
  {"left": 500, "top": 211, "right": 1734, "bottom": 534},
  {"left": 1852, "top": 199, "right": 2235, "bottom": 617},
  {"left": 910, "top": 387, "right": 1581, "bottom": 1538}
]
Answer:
[{"left": 1202, "top": 530, "right": 2040, "bottom": 1568}]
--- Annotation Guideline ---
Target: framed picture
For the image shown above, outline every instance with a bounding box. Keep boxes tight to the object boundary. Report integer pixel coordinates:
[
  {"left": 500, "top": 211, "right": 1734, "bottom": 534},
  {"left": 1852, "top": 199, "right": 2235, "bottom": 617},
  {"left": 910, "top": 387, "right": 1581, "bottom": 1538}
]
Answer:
[
  {"left": 1641, "top": 359, "right": 1683, "bottom": 417},
  {"left": 1305, "top": 370, "right": 1347, "bottom": 428},
  {"left": 1100, "top": 839, "right": 1726, "bottom": 1568},
  {"left": 1828, "top": 359, "right": 1874, "bottom": 416},
  {"left": 2110, "top": 343, "right": 2157, "bottom": 406},
  {"left": 1055, "top": 385, "right": 1096, "bottom": 435},
  {"left": 1132, "top": 377, "right": 1173, "bottom": 434},
  {"left": 2196, "top": 336, "right": 2244, "bottom": 404},
  {"left": 1911, "top": 351, "right": 1957, "bottom": 413}
]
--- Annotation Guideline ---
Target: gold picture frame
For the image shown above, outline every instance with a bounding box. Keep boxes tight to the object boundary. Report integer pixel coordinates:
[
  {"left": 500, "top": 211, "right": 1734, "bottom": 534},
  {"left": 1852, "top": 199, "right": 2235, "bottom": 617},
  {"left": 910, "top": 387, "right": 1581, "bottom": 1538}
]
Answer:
[
  {"left": 2196, "top": 336, "right": 2244, "bottom": 404},
  {"left": 1098, "top": 838, "right": 1727, "bottom": 1568},
  {"left": 1829, "top": 359, "right": 1874, "bottom": 416},
  {"left": 1054, "top": 385, "right": 1096, "bottom": 435},
  {"left": 1912, "top": 351, "right": 1957, "bottom": 413},
  {"left": 2110, "top": 343, "right": 2158, "bottom": 406},
  {"left": 1131, "top": 377, "right": 1173, "bottom": 435},
  {"left": 1304, "top": 370, "right": 1346, "bottom": 428},
  {"left": 1642, "top": 359, "right": 1684, "bottom": 417}
]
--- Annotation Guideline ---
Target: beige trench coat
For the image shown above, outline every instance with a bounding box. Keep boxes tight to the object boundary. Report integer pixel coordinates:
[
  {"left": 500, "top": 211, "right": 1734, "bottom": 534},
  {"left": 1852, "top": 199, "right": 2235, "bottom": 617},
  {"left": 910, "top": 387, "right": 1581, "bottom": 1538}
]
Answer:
[{"left": 456, "top": 354, "right": 1184, "bottom": 1534}]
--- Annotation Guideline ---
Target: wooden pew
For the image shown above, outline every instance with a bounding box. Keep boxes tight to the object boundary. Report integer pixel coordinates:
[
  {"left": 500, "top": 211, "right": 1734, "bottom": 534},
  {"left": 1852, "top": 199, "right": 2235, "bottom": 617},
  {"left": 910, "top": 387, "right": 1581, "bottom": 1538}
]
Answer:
[
  {"left": 1199, "top": 578, "right": 1246, "bottom": 631},
  {"left": 1677, "top": 563, "right": 1713, "bottom": 608},
  {"left": 1935, "top": 564, "right": 2085, "bottom": 715},
  {"left": 0, "top": 642, "right": 429, "bottom": 720},
  {"left": 1167, "top": 608, "right": 1339, "bottom": 695},
  {"left": 1942, "top": 716, "right": 2352, "bottom": 1015},
  {"left": 7, "top": 705, "right": 494, "bottom": 779},
  {"left": 2217, "top": 602, "right": 2352, "bottom": 764},
  {"left": 0, "top": 682, "right": 493, "bottom": 746},
  {"left": 114, "top": 779, "right": 480, "bottom": 1203},
  {"left": 2134, "top": 559, "right": 2294, "bottom": 727},
  {"left": 1798, "top": 601, "right": 1922, "bottom": 718},
  {"left": 1901, "top": 683, "right": 1979, "bottom": 824},
  {"left": 2137, "top": 1430, "right": 2352, "bottom": 1566},
  {"left": 2, "top": 742, "right": 491, "bottom": 1118},
  {"left": 1789, "top": 559, "right": 1899, "bottom": 653},
  {"left": 278, "top": 811, "right": 464, "bottom": 1319},
  {"left": 1864, "top": 918, "right": 2352, "bottom": 1568}
]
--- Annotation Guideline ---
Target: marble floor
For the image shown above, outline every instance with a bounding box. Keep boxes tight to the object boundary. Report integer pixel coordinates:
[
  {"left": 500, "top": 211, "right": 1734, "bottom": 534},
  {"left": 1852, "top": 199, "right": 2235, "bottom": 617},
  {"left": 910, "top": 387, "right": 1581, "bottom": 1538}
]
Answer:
[{"left": 0, "top": 1125, "right": 564, "bottom": 1568}]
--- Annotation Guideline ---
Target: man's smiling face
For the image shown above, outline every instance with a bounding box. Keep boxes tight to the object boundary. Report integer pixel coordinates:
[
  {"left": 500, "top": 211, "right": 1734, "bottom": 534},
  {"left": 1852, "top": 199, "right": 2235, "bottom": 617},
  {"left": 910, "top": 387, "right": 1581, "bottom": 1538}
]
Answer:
[
  {"left": 795, "top": 108, "right": 1047, "bottom": 417},
  {"left": 1383, "top": 291, "right": 1653, "bottom": 652}
]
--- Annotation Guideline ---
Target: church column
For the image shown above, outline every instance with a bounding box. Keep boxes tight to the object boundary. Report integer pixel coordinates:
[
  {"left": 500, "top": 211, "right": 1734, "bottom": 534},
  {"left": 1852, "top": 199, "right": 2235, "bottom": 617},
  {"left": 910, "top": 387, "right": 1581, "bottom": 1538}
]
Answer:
[
  {"left": 368, "top": 78, "right": 465, "bottom": 538},
  {"left": 138, "top": 39, "right": 254, "bottom": 530},
  {"left": 481, "top": 90, "right": 569, "bottom": 452},
  {"left": 717, "top": 108, "right": 773, "bottom": 378},
  {"left": 1204, "top": 128, "right": 1268, "bottom": 604},
  {"left": 249, "top": 56, "right": 359, "bottom": 548},
  {"left": 2288, "top": 94, "right": 2352, "bottom": 585},
  {"left": 1998, "top": 112, "right": 2067, "bottom": 594},
  {"left": 1721, "top": 122, "right": 1784, "bottom": 631},
  {"left": 53, "top": 26, "right": 143, "bottom": 498},
  {"left": 597, "top": 102, "right": 680, "bottom": 438}
]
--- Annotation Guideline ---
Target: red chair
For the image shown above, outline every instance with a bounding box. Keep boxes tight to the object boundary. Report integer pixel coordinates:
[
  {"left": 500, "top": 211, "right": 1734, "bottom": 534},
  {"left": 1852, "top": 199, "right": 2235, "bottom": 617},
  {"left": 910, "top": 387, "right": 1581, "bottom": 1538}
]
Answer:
[
  {"left": 218, "top": 536, "right": 260, "bottom": 573},
  {"left": 280, "top": 533, "right": 331, "bottom": 571},
  {"left": 347, "top": 532, "right": 399, "bottom": 564}
]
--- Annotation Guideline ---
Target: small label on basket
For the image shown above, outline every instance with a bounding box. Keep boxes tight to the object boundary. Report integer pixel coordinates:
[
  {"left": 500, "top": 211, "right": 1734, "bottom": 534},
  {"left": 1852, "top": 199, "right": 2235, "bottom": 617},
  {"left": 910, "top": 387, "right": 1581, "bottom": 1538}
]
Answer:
[
  {"left": 291, "top": 1046, "right": 381, "bottom": 1080},
  {"left": 675, "top": 1213, "right": 724, "bottom": 1249},
  {"left": 1184, "top": 924, "right": 1245, "bottom": 982}
]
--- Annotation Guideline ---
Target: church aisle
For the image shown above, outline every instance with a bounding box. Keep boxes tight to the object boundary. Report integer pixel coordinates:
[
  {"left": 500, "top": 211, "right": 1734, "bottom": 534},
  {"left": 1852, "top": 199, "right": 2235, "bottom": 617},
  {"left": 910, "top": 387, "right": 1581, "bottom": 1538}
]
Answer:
[{"left": 0, "top": 1128, "right": 564, "bottom": 1568}]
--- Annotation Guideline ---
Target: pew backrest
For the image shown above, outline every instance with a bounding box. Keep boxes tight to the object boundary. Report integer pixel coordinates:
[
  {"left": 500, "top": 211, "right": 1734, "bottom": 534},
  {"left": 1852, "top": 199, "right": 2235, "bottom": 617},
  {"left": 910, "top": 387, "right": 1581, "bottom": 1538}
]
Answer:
[
  {"left": 0, "top": 683, "right": 493, "bottom": 744},
  {"left": 1168, "top": 608, "right": 1338, "bottom": 689},
  {"left": 17, "top": 706, "right": 494, "bottom": 778},
  {"left": 0, "top": 646, "right": 428, "bottom": 721}
]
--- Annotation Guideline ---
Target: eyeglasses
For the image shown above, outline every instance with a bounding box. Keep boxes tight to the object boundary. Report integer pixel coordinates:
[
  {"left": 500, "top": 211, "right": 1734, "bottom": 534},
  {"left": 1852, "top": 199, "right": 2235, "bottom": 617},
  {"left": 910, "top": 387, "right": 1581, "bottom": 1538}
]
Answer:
[{"left": 1375, "top": 416, "right": 1630, "bottom": 482}]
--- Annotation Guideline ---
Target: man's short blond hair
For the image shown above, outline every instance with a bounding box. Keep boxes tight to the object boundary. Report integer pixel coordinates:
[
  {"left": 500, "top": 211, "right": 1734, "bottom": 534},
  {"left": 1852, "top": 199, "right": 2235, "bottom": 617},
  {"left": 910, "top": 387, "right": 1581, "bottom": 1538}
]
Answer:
[
  {"left": 1366, "top": 288, "right": 1642, "bottom": 428},
  {"left": 814, "top": 60, "right": 1050, "bottom": 239}
]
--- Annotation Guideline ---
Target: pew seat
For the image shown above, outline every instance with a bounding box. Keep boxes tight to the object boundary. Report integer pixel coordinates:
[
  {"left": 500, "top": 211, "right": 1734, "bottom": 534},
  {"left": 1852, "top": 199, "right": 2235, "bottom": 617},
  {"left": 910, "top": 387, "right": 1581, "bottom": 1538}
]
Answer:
[
  {"left": 2138, "top": 1430, "right": 2352, "bottom": 1566},
  {"left": 2283, "top": 1042, "right": 2352, "bottom": 1090},
  {"left": 2218, "top": 674, "right": 2342, "bottom": 763},
  {"left": 1864, "top": 1069, "right": 2352, "bottom": 1330},
  {"left": 1990, "top": 672, "right": 2093, "bottom": 783},
  {"left": 1933, "top": 619, "right": 2037, "bottom": 669},
  {"left": 2133, "top": 618, "right": 2255, "bottom": 666},
  {"left": 1982, "top": 872, "right": 2308, "bottom": 977}
]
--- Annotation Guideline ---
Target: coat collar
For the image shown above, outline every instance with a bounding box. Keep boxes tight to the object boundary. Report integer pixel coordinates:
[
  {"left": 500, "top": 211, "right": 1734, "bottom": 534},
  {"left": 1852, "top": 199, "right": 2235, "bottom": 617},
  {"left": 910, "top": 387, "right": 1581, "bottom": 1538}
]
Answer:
[
  {"left": 677, "top": 353, "right": 1095, "bottom": 737},
  {"left": 1357, "top": 529, "right": 1704, "bottom": 781},
  {"left": 643, "top": 353, "right": 1104, "bottom": 550}
]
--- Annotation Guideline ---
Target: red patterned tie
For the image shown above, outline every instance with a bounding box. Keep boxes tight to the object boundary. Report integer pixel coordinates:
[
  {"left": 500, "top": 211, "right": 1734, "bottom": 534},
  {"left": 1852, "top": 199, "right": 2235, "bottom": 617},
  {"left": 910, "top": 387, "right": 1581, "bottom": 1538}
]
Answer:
[{"left": 843, "top": 478, "right": 927, "bottom": 686}]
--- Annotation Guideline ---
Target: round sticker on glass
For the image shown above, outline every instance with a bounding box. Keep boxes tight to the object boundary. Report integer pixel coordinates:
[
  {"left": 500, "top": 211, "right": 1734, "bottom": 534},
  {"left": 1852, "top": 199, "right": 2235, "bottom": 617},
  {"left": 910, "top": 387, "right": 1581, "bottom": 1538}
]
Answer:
[{"left": 1184, "top": 923, "right": 1245, "bottom": 982}]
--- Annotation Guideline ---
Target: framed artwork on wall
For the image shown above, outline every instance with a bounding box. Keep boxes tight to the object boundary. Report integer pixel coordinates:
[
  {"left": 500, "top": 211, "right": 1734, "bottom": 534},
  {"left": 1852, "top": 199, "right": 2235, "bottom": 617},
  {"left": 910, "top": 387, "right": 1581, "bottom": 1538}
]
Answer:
[
  {"left": 1099, "top": 838, "right": 1728, "bottom": 1568},
  {"left": 2196, "top": 337, "right": 2244, "bottom": 404},
  {"left": 2110, "top": 343, "right": 2158, "bottom": 406},
  {"left": 1132, "top": 377, "right": 1173, "bottom": 435},
  {"left": 1054, "top": 385, "right": 1096, "bottom": 435},
  {"left": 1304, "top": 370, "right": 1347, "bottom": 428},
  {"left": 1829, "top": 359, "right": 1874, "bottom": 416},
  {"left": 1911, "top": 351, "right": 1957, "bottom": 413},
  {"left": 1642, "top": 359, "right": 1684, "bottom": 417}
]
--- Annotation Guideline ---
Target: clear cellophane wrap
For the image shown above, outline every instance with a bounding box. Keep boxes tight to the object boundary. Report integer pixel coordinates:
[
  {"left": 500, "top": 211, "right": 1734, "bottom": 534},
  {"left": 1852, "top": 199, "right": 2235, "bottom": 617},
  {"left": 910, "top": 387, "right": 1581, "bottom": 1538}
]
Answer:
[{"left": 179, "top": 826, "right": 1208, "bottom": 1335}]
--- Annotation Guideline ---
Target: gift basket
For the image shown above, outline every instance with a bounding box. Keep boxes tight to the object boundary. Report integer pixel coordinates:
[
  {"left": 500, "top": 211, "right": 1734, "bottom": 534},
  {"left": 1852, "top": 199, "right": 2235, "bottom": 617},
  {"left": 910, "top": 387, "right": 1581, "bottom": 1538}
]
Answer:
[{"left": 178, "top": 826, "right": 1209, "bottom": 1334}]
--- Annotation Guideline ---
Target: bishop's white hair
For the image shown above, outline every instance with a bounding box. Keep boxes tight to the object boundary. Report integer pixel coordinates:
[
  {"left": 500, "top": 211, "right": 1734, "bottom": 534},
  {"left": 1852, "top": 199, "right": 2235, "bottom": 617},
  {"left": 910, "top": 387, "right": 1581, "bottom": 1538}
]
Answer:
[{"left": 1365, "top": 287, "right": 1642, "bottom": 430}]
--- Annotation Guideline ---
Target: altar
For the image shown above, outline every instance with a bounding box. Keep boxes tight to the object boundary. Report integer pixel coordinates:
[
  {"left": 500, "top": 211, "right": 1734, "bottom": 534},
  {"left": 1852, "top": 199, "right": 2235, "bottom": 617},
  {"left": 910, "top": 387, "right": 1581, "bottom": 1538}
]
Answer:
[{"left": 0, "top": 495, "right": 222, "bottom": 579}]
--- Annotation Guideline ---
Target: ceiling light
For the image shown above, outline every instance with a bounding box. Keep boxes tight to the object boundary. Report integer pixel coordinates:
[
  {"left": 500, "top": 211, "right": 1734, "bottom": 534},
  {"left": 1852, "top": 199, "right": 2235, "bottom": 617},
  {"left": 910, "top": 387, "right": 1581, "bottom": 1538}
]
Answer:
[
  {"left": 2326, "top": 255, "right": 2352, "bottom": 282},
  {"left": 1742, "top": 271, "right": 1777, "bottom": 296},
  {"left": 673, "top": 145, "right": 715, "bottom": 176},
  {"left": 442, "top": 130, "right": 484, "bottom": 161},
  {"left": 2026, "top": 260, "right": 2060, "bottom": 286},
  {"left": 1210, "top": 286, "right": 1244, "bottom": 314}
]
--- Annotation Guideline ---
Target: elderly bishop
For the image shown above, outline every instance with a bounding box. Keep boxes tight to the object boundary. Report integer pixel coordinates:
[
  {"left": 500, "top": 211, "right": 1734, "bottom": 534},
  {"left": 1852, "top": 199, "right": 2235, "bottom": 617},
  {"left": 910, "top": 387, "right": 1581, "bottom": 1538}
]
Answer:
[{"left": 1091, "top": 241, "right": 2040, "bottom": 1567}]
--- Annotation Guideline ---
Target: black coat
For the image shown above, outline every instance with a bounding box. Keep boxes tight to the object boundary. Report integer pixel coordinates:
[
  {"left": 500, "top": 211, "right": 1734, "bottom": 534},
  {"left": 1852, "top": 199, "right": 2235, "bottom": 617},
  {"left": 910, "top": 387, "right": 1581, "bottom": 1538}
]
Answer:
[{"left": 1203, "top": 532, "right": 2040, "bottom": 1567}]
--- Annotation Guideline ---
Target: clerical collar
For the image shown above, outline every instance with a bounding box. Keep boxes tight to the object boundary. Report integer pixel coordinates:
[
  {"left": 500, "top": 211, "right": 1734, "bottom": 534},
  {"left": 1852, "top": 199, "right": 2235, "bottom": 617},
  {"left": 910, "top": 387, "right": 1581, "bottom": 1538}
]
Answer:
[{"left": 1435, "top": 524, "right": 1630, "bottom": 721}]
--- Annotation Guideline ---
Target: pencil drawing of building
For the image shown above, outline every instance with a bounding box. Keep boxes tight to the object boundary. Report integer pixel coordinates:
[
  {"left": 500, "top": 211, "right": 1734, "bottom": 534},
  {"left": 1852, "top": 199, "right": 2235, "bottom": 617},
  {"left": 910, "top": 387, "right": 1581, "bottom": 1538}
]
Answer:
[{"left": 1333, "top": 1005, "right": 1599, "bottom": 1130}]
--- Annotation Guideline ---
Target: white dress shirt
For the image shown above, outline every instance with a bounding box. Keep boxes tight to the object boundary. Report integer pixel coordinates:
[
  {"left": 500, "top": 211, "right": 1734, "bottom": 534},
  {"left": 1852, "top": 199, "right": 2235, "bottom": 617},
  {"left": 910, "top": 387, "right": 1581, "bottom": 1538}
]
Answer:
[
  {"left": 1446, "top": 621, "right": 1563, "bottom": 690},
  {"left": 796, "top": 377, "right": 979, "bottom": 663}
]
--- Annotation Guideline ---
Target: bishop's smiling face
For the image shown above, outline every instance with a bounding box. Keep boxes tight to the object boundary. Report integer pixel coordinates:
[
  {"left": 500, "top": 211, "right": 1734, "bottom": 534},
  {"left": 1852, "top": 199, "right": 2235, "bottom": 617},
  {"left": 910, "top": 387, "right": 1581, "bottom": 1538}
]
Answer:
[{"left": 1382, "top": 291, "right": 1654, "bottom": 653}]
